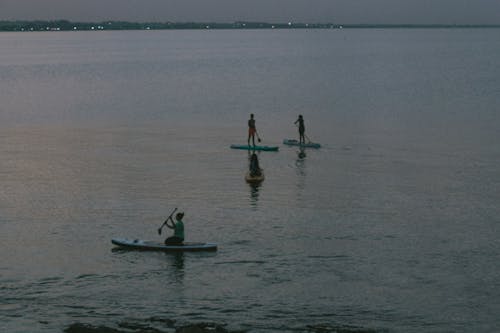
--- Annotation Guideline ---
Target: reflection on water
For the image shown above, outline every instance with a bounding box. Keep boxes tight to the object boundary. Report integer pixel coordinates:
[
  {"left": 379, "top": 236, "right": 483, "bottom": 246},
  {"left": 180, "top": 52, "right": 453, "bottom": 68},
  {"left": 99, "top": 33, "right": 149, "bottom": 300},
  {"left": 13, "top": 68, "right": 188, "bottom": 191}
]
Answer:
[
  {"left": 295, "top": 151, "right": 307, "bottom": 177},
  {"left": 295, "top": 149, "right": 307, "bottom": 196},
  {"left": 169, "top": 252, "right": 185, "bottom": 270},
  {"left": 298, "top": 147, "right": 306, "bottom": 160},
  {"left": 249, "top": 183, "right": 261, "bottom": 207},
  {"left": 167, "top": 252, "right": 185, "bottom": 283}
]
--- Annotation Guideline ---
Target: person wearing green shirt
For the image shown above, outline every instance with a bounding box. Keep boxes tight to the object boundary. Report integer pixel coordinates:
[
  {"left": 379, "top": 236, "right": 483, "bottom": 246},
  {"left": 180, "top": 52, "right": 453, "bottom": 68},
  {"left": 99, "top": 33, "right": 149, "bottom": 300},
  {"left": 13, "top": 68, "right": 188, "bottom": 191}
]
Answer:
[{"left": 164, "top": 212, "right": 185, "bottom": 245}]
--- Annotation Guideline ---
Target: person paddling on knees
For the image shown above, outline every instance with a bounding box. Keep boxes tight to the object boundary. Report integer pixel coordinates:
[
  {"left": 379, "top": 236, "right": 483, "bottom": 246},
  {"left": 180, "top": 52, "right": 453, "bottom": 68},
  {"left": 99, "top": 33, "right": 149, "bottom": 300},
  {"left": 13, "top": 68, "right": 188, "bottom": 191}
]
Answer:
[
  {"left": 248, "top": 113, "right": 257, "bottom": 147},
  {"left": 249, "top": 152, "right": 262, "bottom": 177},
  {"left": 294, "top": 114, "right": 305, "bottom": 144},
  {"left": 165, "top": 212, "right": 185, "bottom": 245}
]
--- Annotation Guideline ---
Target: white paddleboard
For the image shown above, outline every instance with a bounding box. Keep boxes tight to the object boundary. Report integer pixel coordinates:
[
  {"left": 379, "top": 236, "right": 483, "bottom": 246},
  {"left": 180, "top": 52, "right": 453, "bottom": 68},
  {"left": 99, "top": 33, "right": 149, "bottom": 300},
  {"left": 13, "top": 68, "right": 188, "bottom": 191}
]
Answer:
[{"left": 112, "top": 238, "right": 217, "bottom": 252}]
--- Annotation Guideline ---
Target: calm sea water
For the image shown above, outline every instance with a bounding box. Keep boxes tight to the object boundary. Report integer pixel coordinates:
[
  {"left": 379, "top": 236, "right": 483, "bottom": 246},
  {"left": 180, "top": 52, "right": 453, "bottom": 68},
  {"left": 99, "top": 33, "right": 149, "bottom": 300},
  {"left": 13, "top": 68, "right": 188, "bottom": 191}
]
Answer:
[{"left": 1, "top": 29, "right": 500, "bottom": 333}]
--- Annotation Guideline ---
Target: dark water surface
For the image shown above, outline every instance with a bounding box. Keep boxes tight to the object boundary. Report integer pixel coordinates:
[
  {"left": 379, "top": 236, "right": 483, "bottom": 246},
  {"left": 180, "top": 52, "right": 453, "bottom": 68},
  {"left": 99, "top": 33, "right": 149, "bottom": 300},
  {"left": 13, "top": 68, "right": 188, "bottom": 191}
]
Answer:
[{"left": 1, "top": 29, "right": 500, "bottom": 332}]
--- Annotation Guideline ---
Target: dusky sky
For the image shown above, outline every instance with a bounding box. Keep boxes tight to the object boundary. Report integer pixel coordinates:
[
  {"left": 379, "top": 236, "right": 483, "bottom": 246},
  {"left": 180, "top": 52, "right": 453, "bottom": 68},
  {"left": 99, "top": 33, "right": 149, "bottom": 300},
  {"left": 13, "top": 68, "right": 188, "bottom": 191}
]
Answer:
[{"left": 0, "top": 0, "right": 499, "bottom": 24}]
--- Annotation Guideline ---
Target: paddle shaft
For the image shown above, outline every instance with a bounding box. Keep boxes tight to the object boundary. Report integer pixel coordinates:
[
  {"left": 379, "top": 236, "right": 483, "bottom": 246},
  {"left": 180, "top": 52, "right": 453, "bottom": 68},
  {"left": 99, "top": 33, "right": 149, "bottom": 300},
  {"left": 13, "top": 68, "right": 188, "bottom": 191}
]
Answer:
[
  {"left": 304, "top": 132, "right": 312, "bottom": 143},
  {"left": 295, "top": 123, "right": 311, "bottom": 143},
  {"left": 255, "top": 130, "right": 262, "bottom": 143},
  {"left": 158, "top": 207, "right": 178, "bottom": 234}
]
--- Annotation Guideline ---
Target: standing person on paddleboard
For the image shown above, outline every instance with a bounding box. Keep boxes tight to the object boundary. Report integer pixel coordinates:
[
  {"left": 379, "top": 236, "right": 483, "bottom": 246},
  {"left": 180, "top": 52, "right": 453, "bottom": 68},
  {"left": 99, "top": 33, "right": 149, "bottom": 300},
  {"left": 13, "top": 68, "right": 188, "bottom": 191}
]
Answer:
[
  {"left": 248, "top": 113, "right": 257, "bottom": 147},
  {"left": 164, "top": 212, "right": 185, "bottom": 245},
  {"left": 294, "top": 115, "right": 305, "bottom": 144}
]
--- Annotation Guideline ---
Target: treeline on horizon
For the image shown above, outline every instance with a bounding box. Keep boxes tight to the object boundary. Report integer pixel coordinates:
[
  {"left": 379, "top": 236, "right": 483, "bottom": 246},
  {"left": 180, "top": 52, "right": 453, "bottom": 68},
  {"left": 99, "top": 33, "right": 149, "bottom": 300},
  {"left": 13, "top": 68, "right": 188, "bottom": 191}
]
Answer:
[{"left": 1, "top": 20, "right": 499, "bottom": 31}]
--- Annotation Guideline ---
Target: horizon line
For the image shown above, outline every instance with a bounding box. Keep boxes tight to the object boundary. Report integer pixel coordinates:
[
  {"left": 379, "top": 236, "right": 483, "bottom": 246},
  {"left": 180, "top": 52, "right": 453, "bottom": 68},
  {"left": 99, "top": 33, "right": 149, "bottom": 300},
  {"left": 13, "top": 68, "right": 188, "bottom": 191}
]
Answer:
[{"left": 1, "top": 20, "right": 499, "bottom": 32}]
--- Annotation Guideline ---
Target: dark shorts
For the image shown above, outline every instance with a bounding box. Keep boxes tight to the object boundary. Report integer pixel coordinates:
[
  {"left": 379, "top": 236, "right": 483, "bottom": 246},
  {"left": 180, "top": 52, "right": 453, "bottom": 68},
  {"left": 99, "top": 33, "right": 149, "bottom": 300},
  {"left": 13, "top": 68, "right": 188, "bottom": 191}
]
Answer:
[{"left": 165, "top": 236, "right": 184, "bottom": 245}]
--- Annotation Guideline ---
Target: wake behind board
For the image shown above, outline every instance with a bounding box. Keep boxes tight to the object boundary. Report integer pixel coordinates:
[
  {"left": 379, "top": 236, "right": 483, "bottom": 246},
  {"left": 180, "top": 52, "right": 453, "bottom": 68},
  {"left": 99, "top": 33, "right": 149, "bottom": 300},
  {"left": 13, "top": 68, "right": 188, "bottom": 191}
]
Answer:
[
  {"left": 283, "top": 139, "right": 321, "bottom": 148},
  {"left": 112, "top": 238, "right": 217, "bottom": 252},
  {"left": 230, "top": 144, "right": 279, "bottom": 152}
]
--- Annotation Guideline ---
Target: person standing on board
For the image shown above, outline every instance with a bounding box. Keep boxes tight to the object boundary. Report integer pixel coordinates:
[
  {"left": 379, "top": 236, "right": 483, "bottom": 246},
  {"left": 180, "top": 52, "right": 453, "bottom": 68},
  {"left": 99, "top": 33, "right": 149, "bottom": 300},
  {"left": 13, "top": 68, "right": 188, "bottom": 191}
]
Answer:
[
  {"left": 164, "top": 212, "right": 185, "bottom": 245},
  {"left": 248, "top": 113, "right": 257, "bottom": 147},
  {"left": 294, "top": 114, "right": 305, "bottom": 144}
]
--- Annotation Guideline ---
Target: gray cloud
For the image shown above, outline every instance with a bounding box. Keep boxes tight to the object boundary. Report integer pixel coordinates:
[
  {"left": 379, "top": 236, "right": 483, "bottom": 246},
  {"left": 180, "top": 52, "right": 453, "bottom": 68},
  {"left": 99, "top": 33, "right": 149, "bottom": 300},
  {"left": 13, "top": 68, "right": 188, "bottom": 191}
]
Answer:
[{"left": 1, "top": 0, "right": 499, "bottom": 24}]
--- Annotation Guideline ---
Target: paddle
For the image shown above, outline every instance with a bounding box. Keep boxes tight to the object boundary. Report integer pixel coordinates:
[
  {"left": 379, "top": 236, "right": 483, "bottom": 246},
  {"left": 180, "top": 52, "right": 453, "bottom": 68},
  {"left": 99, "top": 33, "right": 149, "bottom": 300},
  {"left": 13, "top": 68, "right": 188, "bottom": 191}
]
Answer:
[
  {"left": 158, "top": 207, "right": 178, "bottom": 235},
  {"left": 304, "top": 132, "right": 312, "bottom": 143},
  {"left": 255, "top": 130, "right": 262, "bottom": 143}
]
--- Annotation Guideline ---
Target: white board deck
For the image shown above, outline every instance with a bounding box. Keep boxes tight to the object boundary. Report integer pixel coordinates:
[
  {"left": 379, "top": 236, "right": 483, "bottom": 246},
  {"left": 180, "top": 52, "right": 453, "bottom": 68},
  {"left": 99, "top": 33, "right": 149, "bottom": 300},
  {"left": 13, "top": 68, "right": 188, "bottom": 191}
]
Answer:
[{"left": 112, "top": 238, "right": 217, "bottom": 252}]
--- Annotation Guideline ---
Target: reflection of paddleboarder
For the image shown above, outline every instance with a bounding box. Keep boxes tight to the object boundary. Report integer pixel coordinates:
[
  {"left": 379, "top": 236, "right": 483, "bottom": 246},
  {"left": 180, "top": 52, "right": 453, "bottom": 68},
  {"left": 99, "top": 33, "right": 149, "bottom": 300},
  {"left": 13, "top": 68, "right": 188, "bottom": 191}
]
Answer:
[
  {"left": 248, "top": 114, "right": 256, "bottom": 147},
  {"left": 298, "top": 147, "right": 306, "bottom": 159},
  {"left": 294, "top": 115, "right": 305, "bottom": 144}
]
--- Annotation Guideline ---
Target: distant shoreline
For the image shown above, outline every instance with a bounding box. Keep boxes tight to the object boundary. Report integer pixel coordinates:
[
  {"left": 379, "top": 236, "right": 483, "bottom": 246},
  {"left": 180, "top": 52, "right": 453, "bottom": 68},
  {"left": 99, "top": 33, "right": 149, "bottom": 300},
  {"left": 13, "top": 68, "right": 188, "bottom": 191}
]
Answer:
[{"left": 1, "top": 20, "right": 499, "bottom": 32}]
